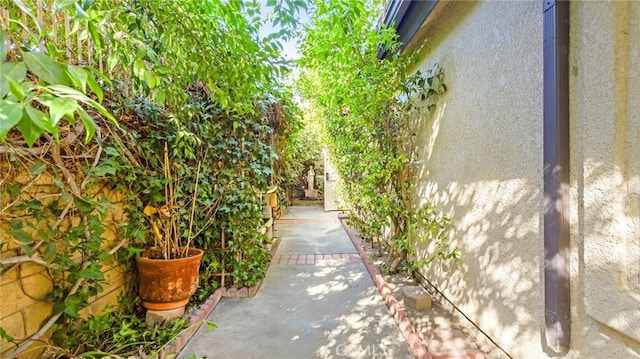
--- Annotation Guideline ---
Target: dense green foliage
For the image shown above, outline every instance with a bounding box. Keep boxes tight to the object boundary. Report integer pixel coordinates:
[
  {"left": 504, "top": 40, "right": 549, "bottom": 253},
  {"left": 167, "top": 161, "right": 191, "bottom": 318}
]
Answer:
[
  {"left": 1, "top": 0, "right": 305, "bottom": 143},
  {"left": 298, "top": 0, "right": 458, "bottom": 272},
  {"left": 275, "top": 107, "right": 322, "bottom": 201},
  {"left": 0, "top": 0, "right": 304, "bottom": 357}
]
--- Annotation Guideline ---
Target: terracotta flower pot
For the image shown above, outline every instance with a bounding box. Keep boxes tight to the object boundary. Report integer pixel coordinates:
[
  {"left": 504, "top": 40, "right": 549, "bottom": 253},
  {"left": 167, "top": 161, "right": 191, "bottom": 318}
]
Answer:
[{"left": 136, "top": 247, "right": 204, "bottom": 310}]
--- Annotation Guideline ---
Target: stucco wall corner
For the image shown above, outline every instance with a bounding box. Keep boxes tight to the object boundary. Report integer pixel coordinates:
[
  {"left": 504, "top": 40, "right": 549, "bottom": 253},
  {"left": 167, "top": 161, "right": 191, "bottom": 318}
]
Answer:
[{"left": 569, "top": 1, "right": 640, "bottom": 357}]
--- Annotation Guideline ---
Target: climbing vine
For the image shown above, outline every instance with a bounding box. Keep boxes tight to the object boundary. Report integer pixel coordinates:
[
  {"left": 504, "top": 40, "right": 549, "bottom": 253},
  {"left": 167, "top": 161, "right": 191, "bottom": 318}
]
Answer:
[
  {"left": 297, "top": 0, "right": 459, "bottom": 273},
  {"left": 0, "top": 0, "right": 305, "bottom": 357}
]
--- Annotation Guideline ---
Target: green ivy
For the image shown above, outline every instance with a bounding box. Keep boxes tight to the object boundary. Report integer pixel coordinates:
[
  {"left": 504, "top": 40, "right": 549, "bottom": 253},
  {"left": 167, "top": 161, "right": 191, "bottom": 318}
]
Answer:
[
  {"left": 105, "top": 85, "right": 284, "bottom": 298},
  {"left": 297, "top": 0, "right": 458, "bottom": 273},
  {"left": 1, "top": 0, "right": 305, "bottom": 357}
]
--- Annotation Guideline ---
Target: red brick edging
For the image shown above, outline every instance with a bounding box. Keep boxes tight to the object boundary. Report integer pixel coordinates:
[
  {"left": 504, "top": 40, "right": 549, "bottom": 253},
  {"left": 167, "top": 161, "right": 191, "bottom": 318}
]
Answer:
[
  {"left": 273, "top": 253, "right": 361, "bottom": 265},
  {"left": 339, "top": 217, "right": 432, "bottom": 359},
  {"left": 163, "top": 237, "right": 282, "bottom": 356}
]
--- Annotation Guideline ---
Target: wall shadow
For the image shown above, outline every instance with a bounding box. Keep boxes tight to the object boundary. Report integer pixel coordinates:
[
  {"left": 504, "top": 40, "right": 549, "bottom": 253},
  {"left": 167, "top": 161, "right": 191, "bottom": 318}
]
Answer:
[{"left": 408, "top": 80, "right": 640, "bottom": 358}]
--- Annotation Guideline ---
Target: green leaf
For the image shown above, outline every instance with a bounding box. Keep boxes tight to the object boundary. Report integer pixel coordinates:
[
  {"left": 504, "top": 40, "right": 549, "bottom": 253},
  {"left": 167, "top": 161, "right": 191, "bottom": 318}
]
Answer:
[
  {"left": 86, "top": 67, "right": 111, "bottom": 85},
  {"left": 37, "top": 229, "right": 50, "bottom": 242},
  {"left": 143, "top": 70, "right": 157, "bottom": 89},
  {"left": 92, "top": 164, "right": 116, "bottom": 177},
  {"left": 87, "top": 20, "right": 101, "bottom": 48},
  {"left": 34, "top": 92, "right": 54, "bottom": 107},
  {"left": 66, "top": 65, "right": 88, "bottom": 92},
  {"left": 6, "top": 184, "right": 20, "bottom": 199},
  {"left": 2, "top": 62, "right": 28, "bottom": 82},
  {"left": 54, "top": 0, "right": 79, "bottom": 9},
  {"left": 0, "top": 327, "right": 14, "bottom": 342},
  {"left": 0, "top": 101, "right": 23, "bottom": 142},
  {"left": 106, "top": 54, "right": 119, "bottom": 73},
  {"left": 48, "top": 97, "right": 78, "bottom": 126},
  {"left": 7, "top": 77, "right": 25, "bottom": 101},
  {"left": 155, "top": 66, "right": 170, "bottom": 75},
  {"left": 53, "top": 176, "right": 65, "bottom": 188},
  {"left": 133, "top": 59, "right": 145, "bottom": 79},
  {"left": 73, "top": 196, "right": 93, "bottom": 214},
  {"left": 63, "top": 303, "right": 79, "bottom": 318},
  {"left": 77, "top": 107, "right": 96, "bottom": 143},
  {"left": 78, "top": 263, "right": 104, "bottom": 280},
  {"left": 43, "top": 242, "right": 57, "bottom": 262},
  {"left": 16, "top": 113, "right": 43, "bottom": 147},
  {"left": 103, "top": 146, "right": 118, "bottom": 156},
  {"left": 153, "top": 90, "right": 166, "bottom": 105},
  {"left": 23, "top": 200, "right": 42, "bottom": 211},
  {"left": 206, "top": 320, "right": 217, "bottom": 330},
  {"left": 26, "top": 106, "right": 56, "bottom": 133},
  {"left": 19, "top": 245, "right": 34, "bottom": 257},
  {"left": 0, "top": 62, "right": 27, "bottom": 98},
  {"left": 84, "top": 73, "right": 104, "bottom": 103},
  {"left": 46, "top": 85, "right": 114, "bottom": 124},
  {"left": 30, "top": 163, "right": 46, "bottom": 175},
  {"left": 9, "top": 229, "right": 33, "bottom": 243},
  {"left": 126, "top": 247, "right": 144, "bottom": 259},
  {"left": 23, "top": 52, "right": 69, "bottom": 86},
  {"left": 46, "top": 43, "right": 66, "bottom": 58}
]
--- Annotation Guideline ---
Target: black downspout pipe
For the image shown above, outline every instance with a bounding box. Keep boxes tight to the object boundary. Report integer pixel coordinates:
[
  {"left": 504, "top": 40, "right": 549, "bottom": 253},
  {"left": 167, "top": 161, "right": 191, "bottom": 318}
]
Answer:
[{"left": 543, "top": 0, "right": 570, "bottom": 354}]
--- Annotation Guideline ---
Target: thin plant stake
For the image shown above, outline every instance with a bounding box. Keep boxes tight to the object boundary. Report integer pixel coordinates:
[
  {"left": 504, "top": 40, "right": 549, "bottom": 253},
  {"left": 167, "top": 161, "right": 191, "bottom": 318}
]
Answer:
[
  {"left": 163, "top": 142, "right": 171, "bottom": 259},
  {"left": 183, "top": 160, "right": 202, "bottom": 257}
]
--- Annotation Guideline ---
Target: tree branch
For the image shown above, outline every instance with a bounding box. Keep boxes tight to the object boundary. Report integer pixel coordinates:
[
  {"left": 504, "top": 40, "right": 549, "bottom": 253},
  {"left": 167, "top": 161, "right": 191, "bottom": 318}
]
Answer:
[
  {"left": 0, "top": 256, "right": 59, "bottom": 269},
  {"left": 0, "top": 173, "right": 43, "bottom": 216},
  {"left": 0, "top": 145, "right": 48, "bottom": 155}
]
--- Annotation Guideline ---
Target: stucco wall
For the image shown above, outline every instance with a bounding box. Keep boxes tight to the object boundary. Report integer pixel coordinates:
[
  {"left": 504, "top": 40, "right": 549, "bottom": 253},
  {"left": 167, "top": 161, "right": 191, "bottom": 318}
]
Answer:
[
  {"left": 569, "top": 1, "right": 640, "bottom": 358},
  {"left": 410, "top": 1, "right": 640, "bottom": 358},
  {"left": 410, "top": 2, "right": 545, "bottom": 357}
]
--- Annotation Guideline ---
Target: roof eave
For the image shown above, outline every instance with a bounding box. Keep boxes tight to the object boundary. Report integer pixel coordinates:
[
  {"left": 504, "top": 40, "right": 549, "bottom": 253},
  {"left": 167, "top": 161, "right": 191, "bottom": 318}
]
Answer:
[{"left": 377, "top": 0, "right": 440, "bottom": 59}]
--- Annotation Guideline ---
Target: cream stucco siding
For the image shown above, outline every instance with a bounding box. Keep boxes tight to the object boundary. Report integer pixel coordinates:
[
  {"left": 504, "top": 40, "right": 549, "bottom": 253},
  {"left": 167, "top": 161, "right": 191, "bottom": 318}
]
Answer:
[
  {"left": 570, "top": 1, "right": 640, "bottom": 358},
  {"left": 411, "top": 2, "right": 544, "bottom": 357},
  {"left": 410, "top": 0, "right": 640, "bottom": 358}
]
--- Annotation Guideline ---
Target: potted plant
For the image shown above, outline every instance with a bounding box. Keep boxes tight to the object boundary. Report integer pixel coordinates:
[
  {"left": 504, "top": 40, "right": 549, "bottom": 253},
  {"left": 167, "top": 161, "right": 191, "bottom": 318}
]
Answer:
[{"left": 136, "top": 143, "right": 205, "bottom": 311}]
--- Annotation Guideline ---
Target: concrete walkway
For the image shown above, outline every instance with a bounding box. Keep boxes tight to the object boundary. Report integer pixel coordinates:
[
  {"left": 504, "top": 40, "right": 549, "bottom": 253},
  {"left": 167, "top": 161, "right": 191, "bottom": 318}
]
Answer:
[{"left": 178, "top": 206, "right": 412, "bottom": 359}]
